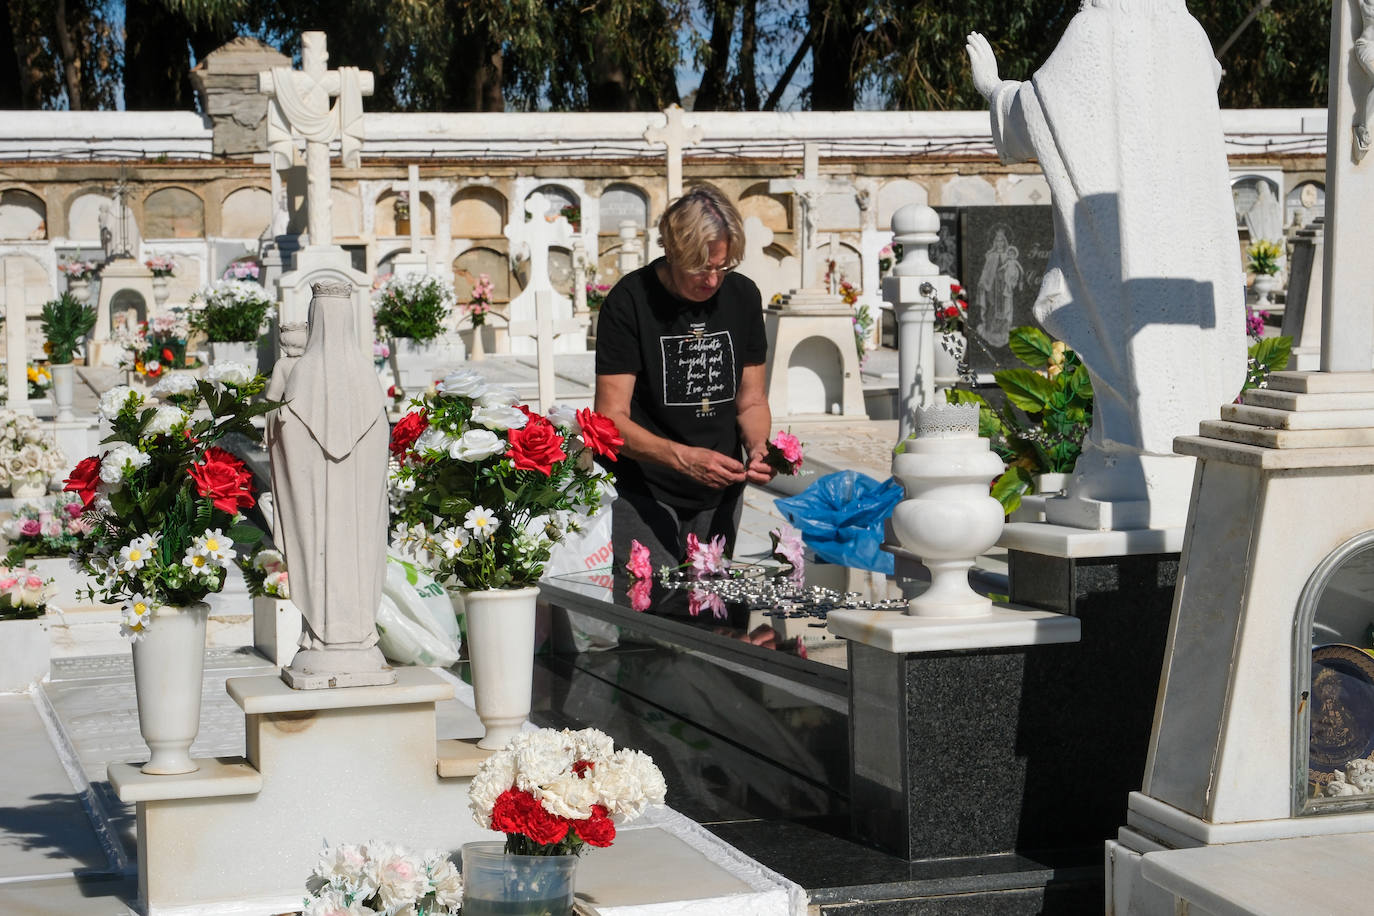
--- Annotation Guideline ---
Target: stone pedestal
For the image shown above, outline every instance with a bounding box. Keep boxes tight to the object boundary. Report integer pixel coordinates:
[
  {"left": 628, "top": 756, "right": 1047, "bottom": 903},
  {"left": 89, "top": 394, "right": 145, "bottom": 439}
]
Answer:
[
  {"left": 826, "top": 608, "right": 1080, "bottom": 860},
  {"left": 0, "top": 616, "right": 50, "bottom": 691},
  {"left": 108, "top": 668, "right": 492, "bottom": 915},
  {"left": 252, "top": 595, "right": 301, "bottom": 668},
  {"left": 763, "top": 291, "right": 868, "bottom": 423},
  {"left": 93, "top": 258, "right": 158, "bottom": 367}
]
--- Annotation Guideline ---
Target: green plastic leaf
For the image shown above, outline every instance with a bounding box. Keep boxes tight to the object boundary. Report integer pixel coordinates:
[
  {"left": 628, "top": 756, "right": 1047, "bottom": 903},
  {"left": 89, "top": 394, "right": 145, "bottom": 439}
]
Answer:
[
  {"left": 1008, "top": 326, "right": 1054, "bottom": 367},
  {"left": 991, "top": 466, "right": 1034, "bottom": 514},
  {"left": 994, "top": 368, "right": 1056, "bottom": 412}
]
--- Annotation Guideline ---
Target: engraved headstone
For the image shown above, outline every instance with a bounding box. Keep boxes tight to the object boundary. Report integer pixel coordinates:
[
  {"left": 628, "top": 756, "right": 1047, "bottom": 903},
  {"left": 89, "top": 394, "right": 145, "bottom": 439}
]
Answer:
[
  {"left": 930, "top": 207, "right": 962, "bottom": 282},
  {"left": 959, "top": 205, "right": 1053, "bottom": 372}
]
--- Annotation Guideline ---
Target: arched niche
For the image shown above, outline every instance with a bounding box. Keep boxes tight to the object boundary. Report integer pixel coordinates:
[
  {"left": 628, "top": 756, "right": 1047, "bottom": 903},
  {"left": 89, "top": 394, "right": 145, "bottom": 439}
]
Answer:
[
  {"left": 0, "top": 189, "right": 46, "bottom": 240},
  {"left": 452, "top": 246, "right": 510, "bottom": 302},
  {"left": 332, "top": 187, "right": 363, "bottom": 238},
  {"left": 452, "top": 186, "right": 507, "bottom": 238},
  {"left": 739, "top": 182, "right": 790, "bottom": 231},
  {"left": 220, "top": 186, "right": 272, "bottom": 239},
  {"left": 599, "top": 183, "right": 648, "bottom": 232},
  {"left": 1286, "top": 181, "right": 1325, "bottom": 230},
  {"left": 527, "top": 184, "right": 579, "bottom": 220},
  {"left": 1231, "top": 174, "right": 1282, "bottom": 240},
  {"left": 374, "top": 189, "right": 434, "bottom": 238},
  {"left": 822, "top": 240, "right": 862, "bottom": 287},
  {"left": 877, "top": 179, "right": 929, "bottom": 229},
  {"left": 787, "top": 336, "right": 844, "bottom": 416},
  {"left": 67, "top": 191, "right": 117, "bottom": 242},
  {"left": 1294, "top": 531, "right": 1374, "bottom": 815},
  {"left": 110, "top": 289, "right": 148, "bottom": 333},
  {"left": 144, "top": 187, "right": 205, "bottom": 239}
]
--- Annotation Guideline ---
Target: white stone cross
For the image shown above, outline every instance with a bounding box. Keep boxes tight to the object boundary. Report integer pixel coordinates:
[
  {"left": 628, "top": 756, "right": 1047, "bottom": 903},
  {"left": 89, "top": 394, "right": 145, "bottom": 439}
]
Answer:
[
  {"left": 644, "top": 105, "right": 704, "bottom": 200},
  {"left": 1322, "top": 0, "right": 1374, "bottom": 371},
  {"left": 769, "top": 143, "right": 854, "bottom": 290},
  {"left": 406, "top": 163, "right": 422, "bottom": 257},
  {"left": 504, "top": 193, "right": 588, "bottom": 356},
  {"left": 258, "top": 31, "right": 374, "bottom": 247},
  {"left": 1, "top": 261, "right": 30, "bottom": 415}
]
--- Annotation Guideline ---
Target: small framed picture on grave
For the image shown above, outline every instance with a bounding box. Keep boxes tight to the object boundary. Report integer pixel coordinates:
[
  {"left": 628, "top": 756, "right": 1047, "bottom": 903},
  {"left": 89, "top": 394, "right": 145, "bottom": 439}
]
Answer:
[{"left": 959, "top": 206, "right": 1054, "bottom": 373}]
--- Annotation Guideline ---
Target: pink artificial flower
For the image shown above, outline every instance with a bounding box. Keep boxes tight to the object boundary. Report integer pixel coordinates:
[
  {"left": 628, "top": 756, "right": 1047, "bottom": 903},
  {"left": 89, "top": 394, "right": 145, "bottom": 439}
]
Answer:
[
  {"left": 628, "top": 579, "right": 652, "bottom": 612},
  {"left": 0, "top": 577, "right": 18, "bottom": 591},
  {"left": 688, "top": 587, "right": 726, "bottom": 620},
  {"left": 685, "top": 533, "right": 727, "bottom": 576},
  {"left": 770, "top": 431, "right": 803, "bottom": 467},
  {"left": 23, "top": 575, "right": 44, "bottom": 590},
  {"left": 63, "top": 501, "right": 83, "bottom": 519},
  {"left": 19, "top": 519, "right": 41, "bottom": 538},
  {"left": 626, "top": 539, "right": 653, "bottom": 580},
  {"left": 769, "top": 524, "right": 805, "bottom": 571}
]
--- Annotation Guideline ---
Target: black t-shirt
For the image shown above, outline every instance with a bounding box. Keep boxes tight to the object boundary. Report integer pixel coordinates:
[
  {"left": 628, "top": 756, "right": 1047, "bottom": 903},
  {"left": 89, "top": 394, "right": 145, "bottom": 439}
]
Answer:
[{"left": 595, "top": 259, "right": 768, "bottom": 511}]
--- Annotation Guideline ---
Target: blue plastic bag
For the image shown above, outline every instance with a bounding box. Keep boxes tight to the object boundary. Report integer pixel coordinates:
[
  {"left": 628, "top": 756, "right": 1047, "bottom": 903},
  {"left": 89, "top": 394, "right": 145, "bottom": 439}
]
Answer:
[{"left": 774, "top": 471, "right": 904, "bottom": 575}]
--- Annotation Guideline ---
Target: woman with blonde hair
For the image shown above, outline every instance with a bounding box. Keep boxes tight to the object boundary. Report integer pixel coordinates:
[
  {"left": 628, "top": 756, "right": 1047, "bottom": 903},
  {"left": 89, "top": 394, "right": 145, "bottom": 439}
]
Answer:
[{"left": 595, "top": 182, "right": 774, "bottom": 571}]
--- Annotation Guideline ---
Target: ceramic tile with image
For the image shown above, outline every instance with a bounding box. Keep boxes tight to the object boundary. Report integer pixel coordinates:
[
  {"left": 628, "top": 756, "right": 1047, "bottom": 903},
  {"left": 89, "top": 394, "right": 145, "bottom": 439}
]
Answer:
[{"left": 958, "top": 205, "right": 1054, "bottom": 373}]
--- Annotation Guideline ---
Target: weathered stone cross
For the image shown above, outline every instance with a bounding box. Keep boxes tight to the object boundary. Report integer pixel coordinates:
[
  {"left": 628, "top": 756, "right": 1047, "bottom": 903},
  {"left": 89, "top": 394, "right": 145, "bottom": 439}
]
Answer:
[
  {"left": 258, "top": 31, "right": 374, "bottom": 248},
  {"left": 769, "top": 142, "right": 853, "bottom": 290},
  {"left": 644, "top": 104, "right": 704, "bottom": 200}
]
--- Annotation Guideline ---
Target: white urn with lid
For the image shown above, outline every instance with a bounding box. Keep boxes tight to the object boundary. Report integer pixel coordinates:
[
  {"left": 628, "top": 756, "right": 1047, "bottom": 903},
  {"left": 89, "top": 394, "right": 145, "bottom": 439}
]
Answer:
[{"left": 890, "top": 401, "right": 1006, "bottom": 617}]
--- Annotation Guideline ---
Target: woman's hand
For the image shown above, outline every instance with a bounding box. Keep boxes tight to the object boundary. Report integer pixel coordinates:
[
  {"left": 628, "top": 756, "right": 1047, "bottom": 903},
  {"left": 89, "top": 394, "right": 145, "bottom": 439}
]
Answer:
[
  {"left": 674, "top": 445, "right": 747, "bottom": 489},
  {"left": 744, "top": 444, "right": 775, "bottom": 485}
]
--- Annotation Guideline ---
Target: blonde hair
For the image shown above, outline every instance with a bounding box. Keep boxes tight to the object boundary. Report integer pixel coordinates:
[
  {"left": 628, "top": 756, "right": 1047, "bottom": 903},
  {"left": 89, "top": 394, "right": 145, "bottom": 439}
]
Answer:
[{"left": 657, "top": 183, "right": 746, "bottom": 272}]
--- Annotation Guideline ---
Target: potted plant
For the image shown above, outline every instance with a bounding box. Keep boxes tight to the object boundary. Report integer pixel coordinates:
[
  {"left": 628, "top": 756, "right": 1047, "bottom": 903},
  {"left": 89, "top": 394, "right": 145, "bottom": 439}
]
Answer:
[
  {"left": 0, "top": 409, "right": 67, "bottom": 498},
  {"left": 389, "top": 370, "right": 622, "bottom": 748},
  {"left": 921, "top": 281, "right": 969, "bottom": 383},
  {"left": 64, "top": 367, "right": 274, "bottom": 774},
  {"left": 0, "top": 563, "right": 57, "bottom": 692},
  {"left": 373, "top": 273, "right": 458, "bottom": 392},
  {"left": 1247, "top": 239, "right": 1282, "bottom": 307},
  {"left": 41, "top": 293, "right": 97, "bottom": 421},
  {"left": 144, "top": 254, "right": 177, "bottom": 308},
  {"left": 464, "top": 727, "right": 666, "bottom": 914},
  {"left": 188, "top": 279, "right": 275, "bottom": 369},
  {"left": 57, "top": 259, "right": 101, "bottom": 304},
  {"left": 236, "top": 545, "right": 299, "bottom": 667}
]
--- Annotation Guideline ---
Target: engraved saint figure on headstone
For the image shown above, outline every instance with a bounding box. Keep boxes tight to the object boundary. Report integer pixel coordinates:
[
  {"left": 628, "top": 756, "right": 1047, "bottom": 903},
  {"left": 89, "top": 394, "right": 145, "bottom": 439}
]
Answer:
[{"left": 272, "top": 282, "right": 393, "bottom": 688}]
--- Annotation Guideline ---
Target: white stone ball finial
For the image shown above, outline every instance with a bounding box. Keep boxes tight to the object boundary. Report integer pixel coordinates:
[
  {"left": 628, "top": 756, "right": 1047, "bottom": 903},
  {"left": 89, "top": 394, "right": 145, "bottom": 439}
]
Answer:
[{"left": 891, "top": 203, "right": 941, "bottom": 277}]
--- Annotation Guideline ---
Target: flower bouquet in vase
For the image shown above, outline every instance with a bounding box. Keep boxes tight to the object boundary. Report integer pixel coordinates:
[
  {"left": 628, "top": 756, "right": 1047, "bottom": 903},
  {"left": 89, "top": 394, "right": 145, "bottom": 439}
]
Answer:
[
  {"left": 465, "top": 727, "right": 666, "bottom": 915},
  {"left": 64, "top": 366, "right": 276, "bottom": 774},
  {"left": 0, "top": 409, "right": 67, "bottom": 497},
  {"left": 373, "top": 273, "right": 459, "bottom": 392},
  {"left": 301, "top": 840, "right": 463, "bottom": 916},
  {"left": 189, "top": 279, "right": 275, "bottom": 369},
  {"left": 41, "top": 293, "right": 98, "bottom": 420},
  {"left": 389, "top": 370, "right": 622, "bottom": 748}
]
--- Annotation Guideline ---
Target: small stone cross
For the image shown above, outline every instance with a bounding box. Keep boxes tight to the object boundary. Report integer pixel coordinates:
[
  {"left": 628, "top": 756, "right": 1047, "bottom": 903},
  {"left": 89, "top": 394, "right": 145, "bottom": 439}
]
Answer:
[
  {"left": 769, "top": 143, "right": 853, "bottom": 290},
  {"left": 644, "top": 105, "right": 704, "bottom": 199}
]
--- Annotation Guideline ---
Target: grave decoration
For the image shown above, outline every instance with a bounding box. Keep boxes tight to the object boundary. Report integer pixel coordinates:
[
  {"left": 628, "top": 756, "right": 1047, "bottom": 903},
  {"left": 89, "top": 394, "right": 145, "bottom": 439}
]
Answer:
[
  {"left": 958, "top": 205, "right": 1052, "bottom": 373},
  {"left": 464, "top": 273, "right": 494, "bottom": 327},
  {"left": 372, "top": 273, "right": 457, "bottom": 343},
  {"left": 944, "top": 325, "right": 1092, "bottom": 514},
  {"left": 115, "top": 312, "right": 200, "bottom": 381},
  {"left": 763, "top": 430, "right": 805, "bottom": 476},
  {"left": 63, "top": 368, "right": 275, "bottom": 773},
  {"left": 1247, "top": 238, "right": 1283, "bottom": 307},
  {"left": 300, "top": 841, "right": 463, "bottom": 916},
  {"left": 144, "top": 255, "right": 177, "bottom": 278},
  {"left": 238, "top": 545, "right": 290, "bottom": 599},
  {"left": 0, "top": 408, "right": 67, "bottom": 497},
  {"left": 41, "top": 292, "right": 97, "bottom": 421},
  {"left": 2, "top": 493, "right": 84, "bottom": 563},
  {"left": 189, "top": 279, "right": 275, "bottom": 344},
  {"left": 0, "top": 565, "right": 54, "bottom": 620},
  {"left": 389, "top": 369, "right": 621, "bottom": 747}
]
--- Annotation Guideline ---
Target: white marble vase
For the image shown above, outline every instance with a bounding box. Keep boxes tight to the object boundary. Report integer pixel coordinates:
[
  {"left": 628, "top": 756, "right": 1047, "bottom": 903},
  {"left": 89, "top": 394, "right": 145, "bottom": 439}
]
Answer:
[
  {"left": 459, "top": 586, "right": 539, "bottom": 750},
  {"left": 9, "top": 471, "right": 48, "bottom": 499},
  {"left": 132, "top": 601, "right": 210, "bottom": 774},
  {"left": 210, "top": 339, "right": 258, "bottom": 371},
  {"left": 50, "top": 362, "right": 75, "bottom": 422}
]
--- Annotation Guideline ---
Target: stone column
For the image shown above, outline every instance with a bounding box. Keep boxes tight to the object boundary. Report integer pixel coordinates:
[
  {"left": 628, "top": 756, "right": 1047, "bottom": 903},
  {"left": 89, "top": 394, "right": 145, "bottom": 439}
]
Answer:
[{"left": 884, "top": 204, "right": 951, "bottom": 442}]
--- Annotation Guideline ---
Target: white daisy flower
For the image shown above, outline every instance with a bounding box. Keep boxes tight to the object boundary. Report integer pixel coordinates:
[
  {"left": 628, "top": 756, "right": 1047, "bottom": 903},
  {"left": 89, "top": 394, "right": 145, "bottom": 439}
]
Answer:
[
  {"left": 182, "top": 546, "right": 214, "bottom": 574},
  {"left": 438, "top": 526, "right": 470, "bottom": 558},
  {"left": 193, "top": 528, "right": 236, "bottom": 566},
  {"left": 117, "top": 533, "right": 158, "bottom": 572},
  {"left": 120, "top": 594, "right": 155, "bottom": 642},
  {"left": 463, "top": 505, "right": 500, "bottom": 541}
]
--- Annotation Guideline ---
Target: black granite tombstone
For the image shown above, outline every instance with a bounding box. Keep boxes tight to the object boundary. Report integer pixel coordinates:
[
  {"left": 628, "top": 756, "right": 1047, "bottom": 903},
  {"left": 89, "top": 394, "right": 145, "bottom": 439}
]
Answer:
[
  {"left": 959, "top": 205, "right": 1054, "bottom": 373},
  {"left": 930, "top": 206, "right": 962, "bottom": 282}
]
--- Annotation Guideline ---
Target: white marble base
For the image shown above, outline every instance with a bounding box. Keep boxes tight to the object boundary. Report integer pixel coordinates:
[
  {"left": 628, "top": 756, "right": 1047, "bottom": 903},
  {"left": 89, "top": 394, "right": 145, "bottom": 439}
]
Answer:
[
  {"left": 826, "top": 604, "right": 1079, "bottom": 653},
  {"left": 764, "top": 299, "right": 868, "bottom": 423},
  {"left": 1043, "top": 493, "right": 1153, "bottom": 530},
  {"left": 0, "top": 616, "right": 50, "bottom": 692},
  {"left": 1127, "top": 791, "right": 1374, "bottom": 847},
  {"left": 250, "top": 595, "right": 299, "bottom": 668},
  {"left": 117, "top": 668, "right": 497, "bottom": 913},
  {"left": 998, "top": 521, "right": 1185, "bottom": 559},
  {"left": 279, "top": 665, "right": 396, "bottom": 689}
]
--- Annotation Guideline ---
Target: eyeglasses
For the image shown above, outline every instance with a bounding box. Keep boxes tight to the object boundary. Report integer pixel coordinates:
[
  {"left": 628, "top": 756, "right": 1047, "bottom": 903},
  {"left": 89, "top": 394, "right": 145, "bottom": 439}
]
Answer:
[{"left": 684, "top": 263, "right": 737, "bottom": 280}]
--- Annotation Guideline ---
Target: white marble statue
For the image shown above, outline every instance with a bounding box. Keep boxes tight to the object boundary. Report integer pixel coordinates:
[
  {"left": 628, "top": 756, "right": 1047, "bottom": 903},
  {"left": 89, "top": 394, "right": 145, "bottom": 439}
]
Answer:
[
  {"left": 1243, "top": 181, "right": 1283, "bottom": 246},
  {"left": 966, "top": 2, "right": 1245, "bottom": 525},
  {"left": 266, "top": 321, "right": 309, "bottom": 549},
  {"left": 272, "top": 282, "right": 393, "bottom": 688},
  {"left": 1356, "top": 0, "right": 1374, "bottom": 160}
]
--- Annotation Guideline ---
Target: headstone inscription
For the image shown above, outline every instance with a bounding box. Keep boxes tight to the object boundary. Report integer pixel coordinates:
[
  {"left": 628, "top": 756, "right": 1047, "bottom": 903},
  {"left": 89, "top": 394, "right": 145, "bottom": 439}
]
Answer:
[{"left": 958, "top": 205, "right": 1053, "bottom": 372}]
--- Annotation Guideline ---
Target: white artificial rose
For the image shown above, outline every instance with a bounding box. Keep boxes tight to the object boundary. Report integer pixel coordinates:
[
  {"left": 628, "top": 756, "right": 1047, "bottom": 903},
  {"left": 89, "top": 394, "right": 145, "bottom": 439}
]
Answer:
[
  {"left": 477, "top": 386, "right": 520, "bottom": 408},
  {"left": 436, "top": 370, "right": 486, "bottom": 399},
  {"left": 412, "top": 426, "right": 455, "bottom": 457},
  {"left": 545, "top": 403, "right": 580, "bottom": 432},
  {"left": 17, "top": 443, "right": 44, "bottom": 472},
  {"left": 144, "top": 405, "right": 188, "bottom": 436},
  {"left": 469, "top": 405, "right": 528, "bottom": 431},
  {"left": 98, "top": 385, "right": 142, "bottom": 420},
  {"left": 6, "top": 454, "right": 28, "bottom": 478},
  {"left": 205, "top": 362, "right": 253, "bottom": 386},
  {"left": 100, "top": 443, "right": 150, "bottom": 485},
  {"left": 150, "top": 373, "right": 199, "bottom": 398},
  {"left": 448, "top": 429, "right": 505, "bottom": 462}
]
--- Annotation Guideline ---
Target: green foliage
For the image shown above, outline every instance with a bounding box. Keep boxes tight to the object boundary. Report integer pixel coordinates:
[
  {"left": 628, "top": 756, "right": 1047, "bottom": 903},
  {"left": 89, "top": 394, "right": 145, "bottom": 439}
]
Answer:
[
  {"left": 1246, "top": 240, "right": 1283, "bottom": 277},
  {"left": 372, "top": 274, "right": 456, "bottom": 342},
  {"left": 188, "top": 281, "right": 275, "bottom": 342},
  {"left": 1244, "top": 335, "right": 1292, "bottom": 394},
  {"left": 40, "top": 294, "right": 97, "bottom": 364},
  {"left": 944, "top": 326, "right": 1093, "bottom": 515}
]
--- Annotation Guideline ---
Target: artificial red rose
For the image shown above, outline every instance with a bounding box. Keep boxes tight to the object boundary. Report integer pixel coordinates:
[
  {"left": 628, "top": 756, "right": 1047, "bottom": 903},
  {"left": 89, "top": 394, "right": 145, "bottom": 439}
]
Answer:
[
  {"left": 161, "top": 348, "right": 175, "bottom": 364},
  {"left": 573, "top": 805, "right": 616, "bottom": 848},
  {"left": 188, "top": 446, "right": 255, "bottom": 514},
  {"left": 576, "top": 408, "right": 623, "bottom": 462},
  {"left": 491, "top": 788, "right": 569, "bottom": 846},
  {"left": 389, "top": 411, "right": 428, "bottom": 459},
  {"left": 505, "top": 416, "right": 566, "bottom": 475},
  {"left": 63, "top": 456, "right": 102, "bottom": 508},
  {"left": 950, "top": 283, "right": 963, "bottom": 297}
]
